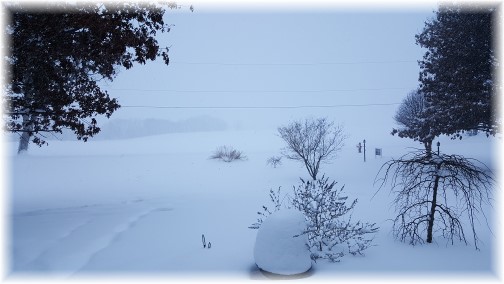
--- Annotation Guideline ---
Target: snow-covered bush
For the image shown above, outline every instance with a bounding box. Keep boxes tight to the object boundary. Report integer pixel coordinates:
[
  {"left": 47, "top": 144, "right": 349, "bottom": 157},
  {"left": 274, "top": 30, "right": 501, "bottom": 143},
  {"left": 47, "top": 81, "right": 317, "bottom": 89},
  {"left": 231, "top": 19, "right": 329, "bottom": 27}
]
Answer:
[
  {"left": 254, "top": 209, "right": 312, "bottom": 275},
  {"left": 250, "top": 176, "right": 378, "bottom": 262},
  {"left": 292, "top": 176, "right": 378, "bottom": 262},
  {"left": 210, "top": 145, "right": 246, "bottom": 162}
]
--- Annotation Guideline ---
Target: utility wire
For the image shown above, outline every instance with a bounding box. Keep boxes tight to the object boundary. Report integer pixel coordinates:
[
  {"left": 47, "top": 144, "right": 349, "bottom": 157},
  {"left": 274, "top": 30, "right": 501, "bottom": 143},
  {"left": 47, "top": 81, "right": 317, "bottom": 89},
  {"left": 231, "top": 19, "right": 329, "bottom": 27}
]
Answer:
[
  {"left": 170, "top": 60, "right": 417, "bottom": 66},
  {"left": 109, "top": 87, "right": 409, "bottom": 93},
  {"left": 121, "top": 103, "right": 400, "bottom": 110}
]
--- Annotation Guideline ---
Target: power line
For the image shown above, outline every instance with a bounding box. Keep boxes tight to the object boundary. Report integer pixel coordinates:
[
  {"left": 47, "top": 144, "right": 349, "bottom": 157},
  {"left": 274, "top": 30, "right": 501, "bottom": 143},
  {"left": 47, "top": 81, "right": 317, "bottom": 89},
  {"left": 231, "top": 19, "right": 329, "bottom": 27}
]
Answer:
[
  {"left": 170, "top": 60, "right": 417, "bottom": 66},
  {"left": 121, "top": 103, "right": 400, "bottom": 110},
  {"left": 109, "top": 87, "right": 409, "bottom": 93}
]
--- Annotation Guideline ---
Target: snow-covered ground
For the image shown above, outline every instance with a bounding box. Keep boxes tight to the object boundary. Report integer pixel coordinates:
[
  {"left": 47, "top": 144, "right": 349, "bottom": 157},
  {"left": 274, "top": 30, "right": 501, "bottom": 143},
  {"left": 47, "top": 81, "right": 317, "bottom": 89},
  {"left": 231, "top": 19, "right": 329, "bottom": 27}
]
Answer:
[{"left": 3, "top": 126, "right": 502, "bottom": 282}]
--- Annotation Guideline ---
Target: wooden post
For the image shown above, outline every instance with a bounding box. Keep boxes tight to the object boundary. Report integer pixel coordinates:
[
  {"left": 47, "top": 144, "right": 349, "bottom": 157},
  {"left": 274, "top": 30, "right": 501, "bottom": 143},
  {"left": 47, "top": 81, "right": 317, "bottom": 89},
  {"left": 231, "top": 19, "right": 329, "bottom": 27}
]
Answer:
[{"left": 363, "top": 139, "right": 366, "bottom": 162}]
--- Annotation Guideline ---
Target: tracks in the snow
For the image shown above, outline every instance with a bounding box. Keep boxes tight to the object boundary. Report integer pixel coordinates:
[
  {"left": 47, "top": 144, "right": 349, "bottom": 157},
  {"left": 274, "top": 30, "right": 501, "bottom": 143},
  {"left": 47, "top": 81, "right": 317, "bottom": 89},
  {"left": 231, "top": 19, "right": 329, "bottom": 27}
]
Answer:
[{"left": 12, "top": 200, "right": 173, "bottom": 275}]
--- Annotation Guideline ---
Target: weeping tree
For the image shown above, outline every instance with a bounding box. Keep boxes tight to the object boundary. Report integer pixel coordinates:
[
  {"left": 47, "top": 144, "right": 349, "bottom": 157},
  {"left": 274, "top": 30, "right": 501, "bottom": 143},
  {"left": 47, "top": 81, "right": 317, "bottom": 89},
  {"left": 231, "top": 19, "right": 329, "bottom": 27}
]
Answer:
[{"left": 375, "top": 150, "right": 494, "bottom": 250}]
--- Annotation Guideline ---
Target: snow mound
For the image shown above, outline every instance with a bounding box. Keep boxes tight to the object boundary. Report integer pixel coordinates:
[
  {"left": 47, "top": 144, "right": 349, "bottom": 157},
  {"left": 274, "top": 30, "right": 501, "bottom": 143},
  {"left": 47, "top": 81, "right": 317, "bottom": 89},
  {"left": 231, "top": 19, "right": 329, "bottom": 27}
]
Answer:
[{"left": 253, "top": 209, "right": 312, "bottom": 275}]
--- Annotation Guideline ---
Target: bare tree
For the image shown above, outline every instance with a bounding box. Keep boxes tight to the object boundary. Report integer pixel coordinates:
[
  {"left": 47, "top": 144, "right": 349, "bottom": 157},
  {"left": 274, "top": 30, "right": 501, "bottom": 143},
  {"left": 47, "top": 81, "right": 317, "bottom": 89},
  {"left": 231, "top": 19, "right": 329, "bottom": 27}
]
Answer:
[
  {"left": 375, "top": 150, "right": 494, "bottom": 250},
  {"left": 392, "top": 89, "right": 436, "bottom": 156},
  {"left": 278, "top": 118, "right": 346, "bottom": 180},
  {"left": 394, "top": 89, "right": 426, "bottom": 132}
]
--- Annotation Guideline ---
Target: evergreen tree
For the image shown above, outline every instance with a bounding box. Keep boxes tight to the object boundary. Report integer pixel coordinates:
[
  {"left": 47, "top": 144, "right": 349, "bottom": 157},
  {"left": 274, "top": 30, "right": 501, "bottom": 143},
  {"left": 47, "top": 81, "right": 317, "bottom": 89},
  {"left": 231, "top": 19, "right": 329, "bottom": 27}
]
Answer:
[{"left": 416, "top": 3, "right": 499, "bottom": 139}]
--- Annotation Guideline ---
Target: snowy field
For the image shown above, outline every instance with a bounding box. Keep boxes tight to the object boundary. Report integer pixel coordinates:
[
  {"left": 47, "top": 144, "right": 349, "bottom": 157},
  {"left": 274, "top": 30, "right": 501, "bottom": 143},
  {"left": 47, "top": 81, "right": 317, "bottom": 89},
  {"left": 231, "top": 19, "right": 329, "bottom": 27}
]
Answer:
[
  {"left": 3, "top": 117, "right": 502, "bottom": 282},
  {"left": 2, "top": 4, "right": 502, "bottom": 283}
]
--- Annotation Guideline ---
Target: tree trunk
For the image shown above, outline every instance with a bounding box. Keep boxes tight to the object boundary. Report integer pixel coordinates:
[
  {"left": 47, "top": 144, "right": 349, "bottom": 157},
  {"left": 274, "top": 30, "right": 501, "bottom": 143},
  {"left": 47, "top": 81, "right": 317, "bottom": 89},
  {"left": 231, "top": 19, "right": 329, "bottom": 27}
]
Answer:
[
  {"left": 424, "top": 139, "right": 433, "bottom": 159},
  {"left": 426, "top": 165, "right": 441, "bottom": 243},
  {"left": 17, "top": 114, "right": 33, "bottom": 154},
  {"left": 304, "top": 159, "right": 317, "bottom": 180},
  {"left": 18, "top": 132, "right": 31, "bottom": 154},
  {"left": 425, "top": 137, "right": 436, "bottom": 241}
]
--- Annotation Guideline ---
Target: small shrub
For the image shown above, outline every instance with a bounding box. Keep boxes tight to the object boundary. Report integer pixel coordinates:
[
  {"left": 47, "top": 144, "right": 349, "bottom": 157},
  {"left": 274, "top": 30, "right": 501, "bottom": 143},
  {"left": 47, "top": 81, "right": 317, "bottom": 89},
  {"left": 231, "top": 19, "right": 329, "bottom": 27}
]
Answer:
[
  {"left": 266, "top": 156, "right": 282, "bottom": 168},
  {"left": 250, "top": 175, "right": 378, "bottom": 262},
  {"left": 210, "top": 146, "right": 246, "bottom": 162},
  {"left": 292, "top": 176, "right": 378, "bottom": 262},
  {"left": 249, "top": 187, "right": 284, "bottom": 229}
]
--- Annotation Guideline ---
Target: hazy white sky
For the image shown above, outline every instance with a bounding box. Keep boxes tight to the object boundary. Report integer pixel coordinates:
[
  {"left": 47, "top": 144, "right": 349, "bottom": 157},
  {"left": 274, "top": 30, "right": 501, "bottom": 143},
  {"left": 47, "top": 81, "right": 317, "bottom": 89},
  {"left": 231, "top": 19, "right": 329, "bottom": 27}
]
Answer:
[{"left": 100, "top": 3, "right": 437, "bottom": 136}]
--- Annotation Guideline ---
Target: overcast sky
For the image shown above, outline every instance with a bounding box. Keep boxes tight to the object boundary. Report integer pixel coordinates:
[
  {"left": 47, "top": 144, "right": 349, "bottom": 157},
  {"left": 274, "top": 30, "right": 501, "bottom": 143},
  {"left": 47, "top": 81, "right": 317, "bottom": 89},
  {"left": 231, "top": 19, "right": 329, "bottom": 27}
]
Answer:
[{"left": 99, "top": 3, "right": 437, "bottom": 139}]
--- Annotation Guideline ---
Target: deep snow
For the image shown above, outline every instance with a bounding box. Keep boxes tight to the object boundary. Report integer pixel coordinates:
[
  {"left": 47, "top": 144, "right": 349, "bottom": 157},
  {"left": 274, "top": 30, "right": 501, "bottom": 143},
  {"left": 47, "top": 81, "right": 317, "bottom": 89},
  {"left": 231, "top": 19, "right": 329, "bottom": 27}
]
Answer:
[
  {"left": 253, "top": 209, "right": 311, "bottom": 275},
  {"left": 3, "top": 126, "right": 501, "bottom": 282}
]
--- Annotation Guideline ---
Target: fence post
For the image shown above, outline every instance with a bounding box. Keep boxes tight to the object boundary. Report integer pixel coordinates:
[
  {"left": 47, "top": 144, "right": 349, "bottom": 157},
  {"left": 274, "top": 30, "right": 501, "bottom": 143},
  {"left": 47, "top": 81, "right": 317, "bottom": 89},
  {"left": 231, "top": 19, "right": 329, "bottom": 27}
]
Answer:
[{"left": 363, "top": 139, "right": 366, "bottom": 162}]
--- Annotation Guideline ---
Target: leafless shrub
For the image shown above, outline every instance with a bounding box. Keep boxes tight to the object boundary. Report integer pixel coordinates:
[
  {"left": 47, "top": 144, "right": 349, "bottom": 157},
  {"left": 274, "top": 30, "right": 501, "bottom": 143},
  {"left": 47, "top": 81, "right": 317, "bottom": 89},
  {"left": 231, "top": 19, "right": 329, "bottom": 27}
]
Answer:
[
  {"left": 266, "top": 156, "right": 282, "bottom": 168},
  {"left": 210, "top": 145, "right": 246, "bottom": 162}
]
